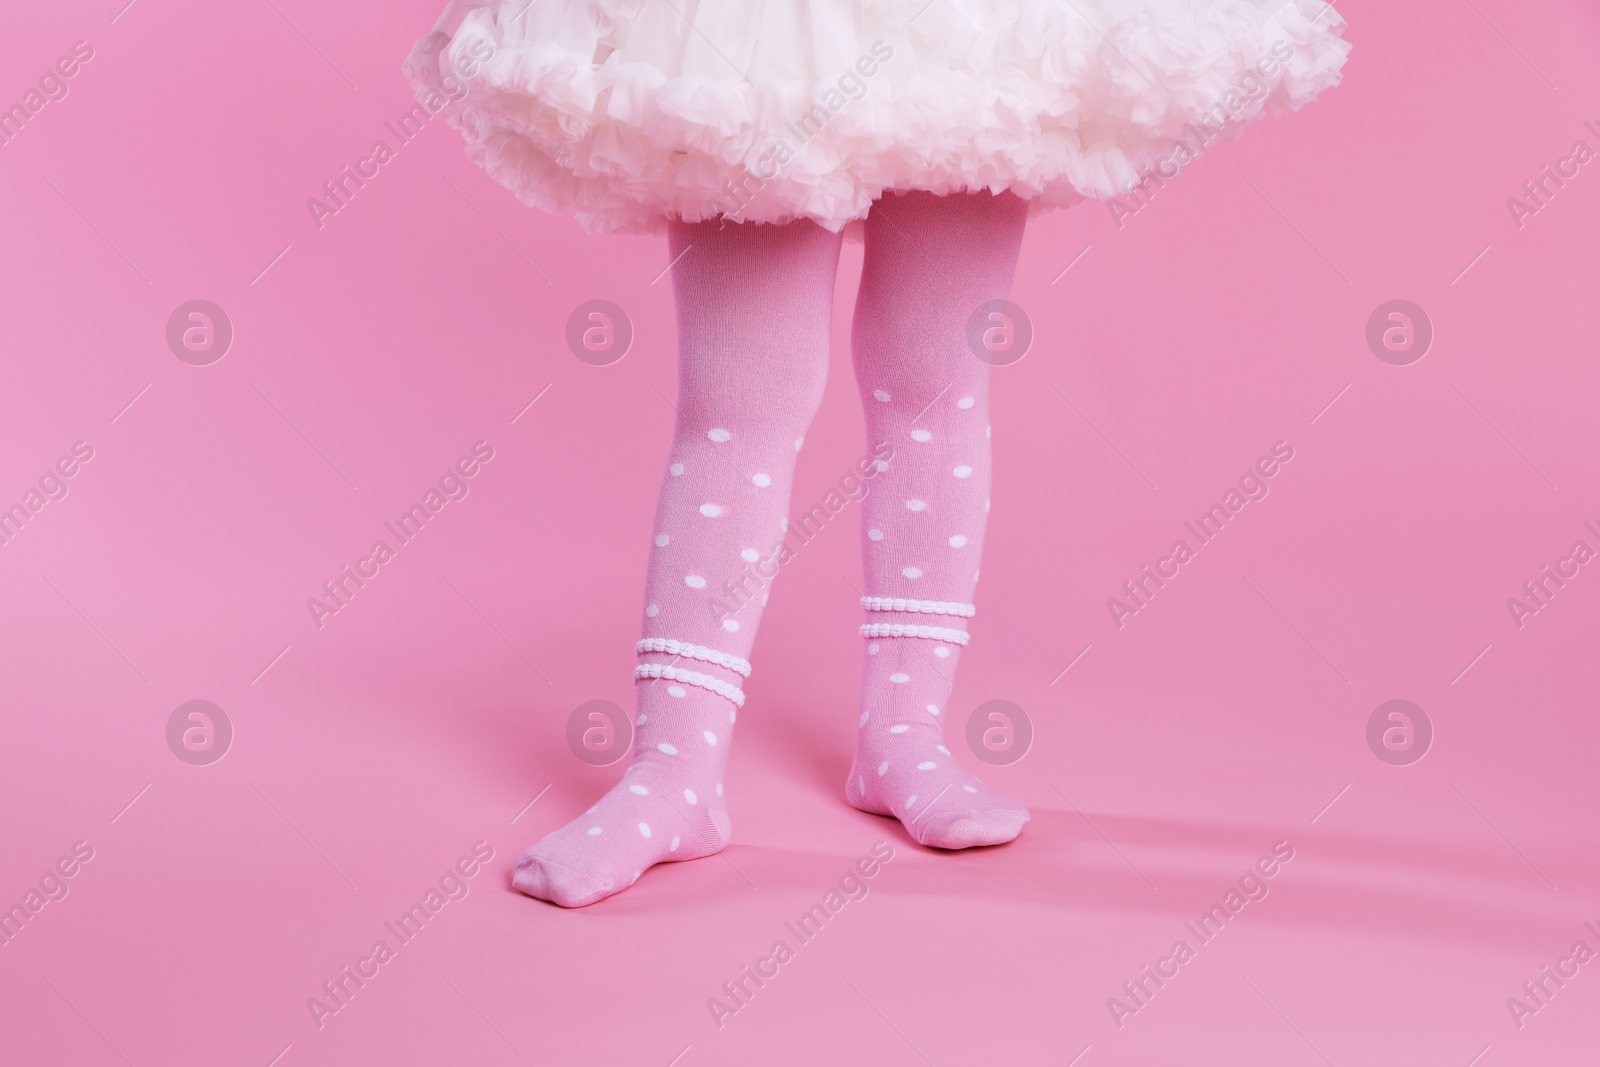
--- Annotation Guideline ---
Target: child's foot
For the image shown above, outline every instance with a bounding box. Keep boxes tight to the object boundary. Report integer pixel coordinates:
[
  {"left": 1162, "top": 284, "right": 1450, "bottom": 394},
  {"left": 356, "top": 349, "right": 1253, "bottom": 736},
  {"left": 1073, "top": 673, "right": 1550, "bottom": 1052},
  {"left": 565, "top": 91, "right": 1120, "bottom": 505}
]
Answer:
[
  {"left": 846, "top": 668, "right": 1029, "bottom": 849},
  {"left": 513, "top": 762, "right": 729, "bottom": 907},
  {"left": 514, "top": 679, "right": 739, "bottom": 907}
]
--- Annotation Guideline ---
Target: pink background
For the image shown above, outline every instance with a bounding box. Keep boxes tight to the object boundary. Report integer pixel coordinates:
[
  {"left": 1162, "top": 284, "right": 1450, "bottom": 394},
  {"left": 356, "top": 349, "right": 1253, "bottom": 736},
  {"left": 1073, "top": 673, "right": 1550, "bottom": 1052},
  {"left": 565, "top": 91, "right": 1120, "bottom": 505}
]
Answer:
[{"left": 4, "top": 1, "right": 1600, "bottom": 1064}]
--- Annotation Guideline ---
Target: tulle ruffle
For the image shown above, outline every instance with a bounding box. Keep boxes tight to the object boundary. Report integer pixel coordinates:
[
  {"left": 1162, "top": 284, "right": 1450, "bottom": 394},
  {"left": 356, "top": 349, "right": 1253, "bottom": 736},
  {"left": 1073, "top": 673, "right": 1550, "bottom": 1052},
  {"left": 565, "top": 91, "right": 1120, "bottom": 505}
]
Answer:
[{"left": 404, "top": 0, "right": 1350, "bottom": 234}]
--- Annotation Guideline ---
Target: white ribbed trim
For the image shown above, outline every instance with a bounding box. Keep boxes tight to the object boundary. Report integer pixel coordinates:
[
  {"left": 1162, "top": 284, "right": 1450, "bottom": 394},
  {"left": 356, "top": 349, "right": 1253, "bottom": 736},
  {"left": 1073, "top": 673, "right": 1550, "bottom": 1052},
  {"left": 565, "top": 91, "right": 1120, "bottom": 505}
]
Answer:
[
  {"left": 634, "top": 664, "right": 746, "bottom": 707},
  {"left": 635, "top": 637, "right": 752, "bottom": 677},
  {"left": 859, "top": 623, "right": 971, "bottom": 646},
  {"left": 860, "top": 596, "right": 976, "bottom": 618}
]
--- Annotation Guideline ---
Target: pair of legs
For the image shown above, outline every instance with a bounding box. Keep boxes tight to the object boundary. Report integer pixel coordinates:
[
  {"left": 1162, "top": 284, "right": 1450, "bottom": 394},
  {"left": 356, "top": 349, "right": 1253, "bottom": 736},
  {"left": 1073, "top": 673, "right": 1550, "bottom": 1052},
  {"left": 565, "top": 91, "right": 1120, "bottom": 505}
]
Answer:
[{"left": 515, "top": 190, "right": 1032, "bottom": 907}]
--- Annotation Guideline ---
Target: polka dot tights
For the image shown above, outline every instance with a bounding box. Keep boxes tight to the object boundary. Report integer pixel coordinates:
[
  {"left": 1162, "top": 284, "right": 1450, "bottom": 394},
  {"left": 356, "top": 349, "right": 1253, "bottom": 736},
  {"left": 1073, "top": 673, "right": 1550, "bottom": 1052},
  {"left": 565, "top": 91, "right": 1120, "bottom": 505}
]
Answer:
[
  {"left": 513, "top": 193, "right": 1029, "bottom": 907},
  {"left": 847, "top": 191, "right": 1031, "bottom": 848},
  {"left": 514, "top": 217, "right": 841, "bottom": 907}
]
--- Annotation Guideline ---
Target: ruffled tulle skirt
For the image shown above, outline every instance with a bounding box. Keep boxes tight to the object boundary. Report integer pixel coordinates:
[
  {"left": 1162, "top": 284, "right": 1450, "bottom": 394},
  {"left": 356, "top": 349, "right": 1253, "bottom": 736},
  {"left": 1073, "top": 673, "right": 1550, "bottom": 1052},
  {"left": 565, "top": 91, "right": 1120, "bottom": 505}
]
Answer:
[{"left": 404, "top": 0, "right": 1349, "bottom": 234}]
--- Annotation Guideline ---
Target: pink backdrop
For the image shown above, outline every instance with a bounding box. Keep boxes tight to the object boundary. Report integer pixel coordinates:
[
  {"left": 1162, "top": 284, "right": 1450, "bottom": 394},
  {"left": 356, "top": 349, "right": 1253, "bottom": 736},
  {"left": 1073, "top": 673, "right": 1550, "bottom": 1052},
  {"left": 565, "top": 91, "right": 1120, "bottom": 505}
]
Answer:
[{"left": 3, "top": 1, "right": 1599, "bottom": 1064}]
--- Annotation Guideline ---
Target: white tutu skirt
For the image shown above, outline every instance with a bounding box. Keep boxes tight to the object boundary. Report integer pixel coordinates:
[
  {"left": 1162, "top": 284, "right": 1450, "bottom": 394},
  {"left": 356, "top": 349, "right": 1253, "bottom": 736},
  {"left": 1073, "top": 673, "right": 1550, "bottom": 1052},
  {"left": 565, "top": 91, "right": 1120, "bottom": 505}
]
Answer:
[{"left": 404, "top": 0, "right": 1350, "bottom": 235}]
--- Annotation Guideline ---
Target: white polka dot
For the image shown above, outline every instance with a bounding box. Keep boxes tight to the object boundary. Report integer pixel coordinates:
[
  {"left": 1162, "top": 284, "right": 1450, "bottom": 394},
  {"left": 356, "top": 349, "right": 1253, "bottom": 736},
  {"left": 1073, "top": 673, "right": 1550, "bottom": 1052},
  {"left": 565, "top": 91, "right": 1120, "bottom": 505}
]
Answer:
[
  {"left": 927, "top": 704, "right": 941, "bottom": 716},
  {"left": 953, "top": 465, "right": 973, "bottom": 478},
  {"left": 859, "top": 710, "right": 870, "bottom": 727},
  {"left": 669, "top": 462, "right": 685, "bottom": 476},
  {"left": 906, "top": 499, "right": 927, "bottom": 512},
  {"left": 890, "top": 672, "right": 910, "bottom": 683},
  {"left": 949, "top": 535, "right": 969, "bottom": 548},
  {"left": 974, "top": 571, "right": 980, "bottom": 582},
  {"left": 910, "top": 429, "right": 931, "bottom": 442},
  {"left": 873, "top": 388, "right": 891, "bottom": 402},
  {"left": 703, "top": 730, "right": 718, "bottom": 745},
  {"left": 902, "top": 566, "right": 922, "bottom": 579},
  {"left": 730, "top": 709, "right": 737, "bottom": 722},
  {"left": 670, "top": 836, "right": 681, "bottom": 851},
  {"left": 636, "top": 714, "right": 647, "bottom": 725},
  {"left": 587, "top": 826, "right": 603, "bottom": 836},
  {"left": 906, "top": 795, "right": 918, "bottom": 807},
  {"left": 645, "top": 604, "right": 659, "bottom": 617},
  {"left": 658, "top": 742, "right": 678, "bottom": 755},
  {"left": 963, "top": 785, "right": 978, "bottom": 793},
  {"left": 873, "top": 459, "right": 889, "bottom": 473},
  {"left": 877, "top": 761, "right": 889, "bottom": 776},
  {"left": 684, "top": 788, "right": 698, "bottom": 805},
  {"left": 752, "top": 472, "right": 772, "bottom": 487},
  {"left": 890, "top": 724, "right": 909, "bottom": 734},
  {"left": 685, "top": 575, "right": 707, "bottom": 589},
  {"left": 867, "top": 642, "right": 880, "bottom": 655},
  {"left": 794, "top": 437, "right": 804, "bottom": 451},
  {"left": 937, "top": 745, "right": 951, "bottom": 754},
  {"left": 740, "top": 548, "right": 760, "bottom": 562},
  {"left": 716, "top": 782, "right": 723, "bottom": 796},
  {"left": 655, "top": 533, "right": 670, "bottom": 547},
  {"left": 918, "top": 761, "right": 936, "bottom": 770},
  {"left": 667, "top": 685, "right": 687, "bottom": 698},
  {"left": 760, "top": 593, "right": 768, "bottom": 605},
  {"left": 985, "top": 499, "right": 991, "bottom": 512},
  {"left": 957, "top": 396, "right": 975, "bottom": 409},
  {"left": 700, "top": 503, "right": 723, "bottom": 518},
  {"left": 629, "top": 784, "right": 649, "bottom": 795},
  {"left": 638, "top": 822, "right": 652, "bottom": 837},
  {"left": 722, "top": 619, "right": 740, "bottom": 632},
  {"left": 708, "top": 428, "right": 731, "bottom": 443},
  {"left": 868, "top": 529, "right": 884, "bottom": 541},
  {"left": 934, "top": 646, "right": 950, "bottom": 658}
]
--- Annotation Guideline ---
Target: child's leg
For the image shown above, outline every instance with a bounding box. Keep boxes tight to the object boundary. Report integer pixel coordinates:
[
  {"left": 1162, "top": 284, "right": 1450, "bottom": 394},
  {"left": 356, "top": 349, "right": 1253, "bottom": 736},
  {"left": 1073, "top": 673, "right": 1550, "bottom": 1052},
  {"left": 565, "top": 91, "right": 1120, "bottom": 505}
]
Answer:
[
  {"left": 514, "top": 217, "right": 842, "bottom": 907},
  {"left": 847, "top": 189, "right": 1031, "bottom": 849}
]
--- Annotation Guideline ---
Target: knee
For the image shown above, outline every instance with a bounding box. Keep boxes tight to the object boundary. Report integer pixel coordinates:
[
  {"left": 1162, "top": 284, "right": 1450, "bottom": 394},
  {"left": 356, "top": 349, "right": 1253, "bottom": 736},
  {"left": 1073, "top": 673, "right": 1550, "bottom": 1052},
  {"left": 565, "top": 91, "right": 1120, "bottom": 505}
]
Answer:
[
  {"left": 678, "top": 362, "right": 827, "bottom": 443},
  {"left": 675, "top": 389, "right": 820, "bottom": 451}
]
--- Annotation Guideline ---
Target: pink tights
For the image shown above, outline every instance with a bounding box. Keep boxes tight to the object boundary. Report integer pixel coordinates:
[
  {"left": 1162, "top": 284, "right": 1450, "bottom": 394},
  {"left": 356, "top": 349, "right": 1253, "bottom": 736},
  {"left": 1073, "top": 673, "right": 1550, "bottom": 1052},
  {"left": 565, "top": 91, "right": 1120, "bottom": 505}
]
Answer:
[{"left": 514, "top": 191, "right": 1031, "bottom": 907}]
